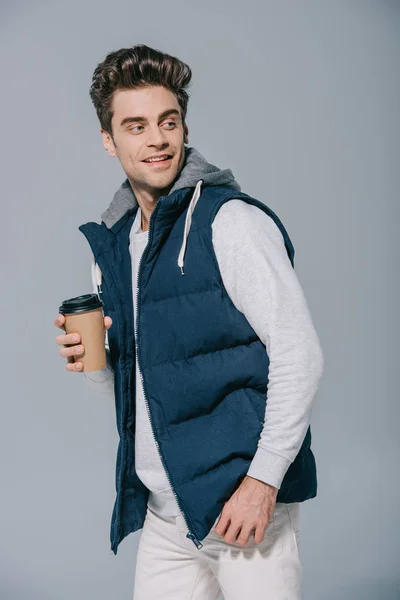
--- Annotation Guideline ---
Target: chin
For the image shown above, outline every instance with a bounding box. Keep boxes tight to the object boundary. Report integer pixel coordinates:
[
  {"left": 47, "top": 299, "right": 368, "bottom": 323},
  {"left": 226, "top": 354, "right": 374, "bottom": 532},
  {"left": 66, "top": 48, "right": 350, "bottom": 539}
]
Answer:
[{"left": 156, "top": 166, "right": 180, "bottom": 184}]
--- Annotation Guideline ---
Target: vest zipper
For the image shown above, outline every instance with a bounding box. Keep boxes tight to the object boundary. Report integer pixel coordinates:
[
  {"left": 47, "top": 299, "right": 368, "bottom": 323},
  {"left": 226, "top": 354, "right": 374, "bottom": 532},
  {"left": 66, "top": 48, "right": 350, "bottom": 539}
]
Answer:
[
  {"left": 135, "top": 202, "right": 203, "bottom": 551},
  {"left": 93, "top": 259, "right": 121, "bottom": 552}
]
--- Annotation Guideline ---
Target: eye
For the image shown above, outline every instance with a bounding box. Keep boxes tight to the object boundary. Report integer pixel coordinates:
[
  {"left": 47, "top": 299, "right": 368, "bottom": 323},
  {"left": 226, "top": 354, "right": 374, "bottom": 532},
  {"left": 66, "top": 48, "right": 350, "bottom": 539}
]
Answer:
[{"left": 164, "top": 121, "right": 177, "bottom": 128}]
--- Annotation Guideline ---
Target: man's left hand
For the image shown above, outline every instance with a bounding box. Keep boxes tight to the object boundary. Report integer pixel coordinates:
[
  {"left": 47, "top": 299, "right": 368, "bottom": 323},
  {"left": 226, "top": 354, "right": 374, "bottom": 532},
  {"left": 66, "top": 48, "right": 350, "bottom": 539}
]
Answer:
[{"left": 214, "top": 475, "right": 278, "bottom": 546}]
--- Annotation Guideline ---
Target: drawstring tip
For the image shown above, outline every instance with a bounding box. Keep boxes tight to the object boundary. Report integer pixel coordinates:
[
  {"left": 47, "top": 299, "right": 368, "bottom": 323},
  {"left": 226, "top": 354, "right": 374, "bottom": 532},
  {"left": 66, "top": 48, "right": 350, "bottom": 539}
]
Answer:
[{"left": 180, "top": 266, "right": 185, "bottom": 276}]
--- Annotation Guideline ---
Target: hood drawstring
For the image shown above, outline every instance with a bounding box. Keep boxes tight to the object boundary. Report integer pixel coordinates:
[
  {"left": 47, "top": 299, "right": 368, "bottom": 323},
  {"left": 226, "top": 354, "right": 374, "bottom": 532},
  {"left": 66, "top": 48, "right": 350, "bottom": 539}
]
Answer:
[
  {"left": 94, "top": 261, "right": 103, "bottom": 299},
  {"left": 94, "top": 178, "right": 204, "bottom": 289},
  {"left": 93, "top": 260, "right": 109, "bottom": 351},
  {"left": 177, "top": 179, "right": 203, "bottom": 276}
]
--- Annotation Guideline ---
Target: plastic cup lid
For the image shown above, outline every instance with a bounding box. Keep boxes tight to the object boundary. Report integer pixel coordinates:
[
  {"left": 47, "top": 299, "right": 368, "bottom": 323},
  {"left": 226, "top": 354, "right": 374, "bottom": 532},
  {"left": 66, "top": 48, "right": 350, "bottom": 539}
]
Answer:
[{"left": 59, "top": 293, "right": 103, "bottom": 315}]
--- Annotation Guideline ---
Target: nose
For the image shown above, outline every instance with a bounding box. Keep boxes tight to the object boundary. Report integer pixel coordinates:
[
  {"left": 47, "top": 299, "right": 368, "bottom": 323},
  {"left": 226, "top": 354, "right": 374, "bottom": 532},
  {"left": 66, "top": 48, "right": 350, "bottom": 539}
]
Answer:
[{"left": 146, "top": 123, "right": 169, "bottom": 149}]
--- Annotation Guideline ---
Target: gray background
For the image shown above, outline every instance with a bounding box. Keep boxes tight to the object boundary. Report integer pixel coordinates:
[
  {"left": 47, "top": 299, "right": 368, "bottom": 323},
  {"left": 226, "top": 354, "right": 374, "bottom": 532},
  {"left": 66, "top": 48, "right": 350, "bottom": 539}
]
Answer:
[{"left": 1, "top": 1, "right": 399, "bottom": 599}]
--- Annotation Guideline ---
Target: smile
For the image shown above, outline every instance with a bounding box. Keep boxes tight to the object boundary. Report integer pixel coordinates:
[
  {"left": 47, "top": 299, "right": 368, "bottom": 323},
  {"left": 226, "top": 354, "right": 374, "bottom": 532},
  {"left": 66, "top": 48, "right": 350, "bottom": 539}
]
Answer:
[{"left": 143, "top": 155, "right": 173, "bottom": 167}]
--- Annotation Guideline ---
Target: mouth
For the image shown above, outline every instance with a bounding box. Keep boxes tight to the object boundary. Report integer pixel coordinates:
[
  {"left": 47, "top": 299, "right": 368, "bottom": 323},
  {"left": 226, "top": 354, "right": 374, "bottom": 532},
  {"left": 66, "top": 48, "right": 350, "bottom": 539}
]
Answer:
[{"left": 142, "top": 154, "right": 173, "bottom": 168}]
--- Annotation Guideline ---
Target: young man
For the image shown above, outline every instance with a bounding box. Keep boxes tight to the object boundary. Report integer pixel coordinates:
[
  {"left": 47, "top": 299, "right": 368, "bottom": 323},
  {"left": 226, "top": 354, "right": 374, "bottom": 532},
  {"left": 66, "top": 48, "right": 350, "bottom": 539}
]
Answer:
[{"left": 55, "top": 44, "right": 324, "bottom": 599}]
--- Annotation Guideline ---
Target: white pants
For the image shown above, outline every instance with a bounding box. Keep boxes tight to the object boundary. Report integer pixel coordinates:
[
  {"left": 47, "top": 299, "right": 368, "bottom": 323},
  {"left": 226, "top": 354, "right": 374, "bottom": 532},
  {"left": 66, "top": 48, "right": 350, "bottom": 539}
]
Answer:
[{"left": 133, "top": 501, "right": 302, "bottom": 599}]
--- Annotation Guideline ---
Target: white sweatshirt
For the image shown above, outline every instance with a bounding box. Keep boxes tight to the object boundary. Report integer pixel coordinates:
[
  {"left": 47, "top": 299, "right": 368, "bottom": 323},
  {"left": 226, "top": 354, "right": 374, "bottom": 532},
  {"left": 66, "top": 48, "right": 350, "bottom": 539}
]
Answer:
[{"left": 84, "top": 199, "right": 324, "bottom": 515}]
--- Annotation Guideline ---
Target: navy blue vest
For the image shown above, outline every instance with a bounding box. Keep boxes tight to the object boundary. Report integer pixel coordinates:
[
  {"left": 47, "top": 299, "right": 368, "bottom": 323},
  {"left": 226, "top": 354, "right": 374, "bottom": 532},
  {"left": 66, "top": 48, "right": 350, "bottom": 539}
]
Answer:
[{"left": 79, "top": 184, "right": 317, "bottom": 555}]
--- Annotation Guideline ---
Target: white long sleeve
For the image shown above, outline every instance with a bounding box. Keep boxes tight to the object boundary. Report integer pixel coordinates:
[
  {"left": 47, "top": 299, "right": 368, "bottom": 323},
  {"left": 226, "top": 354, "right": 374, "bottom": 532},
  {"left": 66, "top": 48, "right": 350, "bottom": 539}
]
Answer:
[
  {"left": 83, "top": 199, "right": 324, "bottom": 494},
  {"left": 212, "top": 199, "right": 324, "bottom": 490}
]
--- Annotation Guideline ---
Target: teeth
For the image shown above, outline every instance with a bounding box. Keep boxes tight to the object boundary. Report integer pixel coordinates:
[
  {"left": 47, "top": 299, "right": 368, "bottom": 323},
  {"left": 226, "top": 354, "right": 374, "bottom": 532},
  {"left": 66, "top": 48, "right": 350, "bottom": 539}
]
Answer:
[{"left": 145, "top": 156, "right": 170, "bottom": 162}]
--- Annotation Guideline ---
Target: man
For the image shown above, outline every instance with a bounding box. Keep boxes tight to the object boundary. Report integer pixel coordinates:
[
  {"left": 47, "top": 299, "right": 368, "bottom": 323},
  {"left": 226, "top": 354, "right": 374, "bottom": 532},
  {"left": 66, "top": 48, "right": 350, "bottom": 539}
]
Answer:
[{"left": 55, "top": 44, "right": 324, "bottom": 599}]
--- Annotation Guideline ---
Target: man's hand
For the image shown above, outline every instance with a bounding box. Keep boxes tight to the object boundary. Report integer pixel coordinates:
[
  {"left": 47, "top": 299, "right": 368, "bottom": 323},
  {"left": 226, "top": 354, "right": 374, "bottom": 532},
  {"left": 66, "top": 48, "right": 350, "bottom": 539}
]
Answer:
[
  {"left": 214, "top": 475, "right": 278, "bottom": 546},
  {"left": 54, "top": 313, "right": 113, "bottom": 372}
]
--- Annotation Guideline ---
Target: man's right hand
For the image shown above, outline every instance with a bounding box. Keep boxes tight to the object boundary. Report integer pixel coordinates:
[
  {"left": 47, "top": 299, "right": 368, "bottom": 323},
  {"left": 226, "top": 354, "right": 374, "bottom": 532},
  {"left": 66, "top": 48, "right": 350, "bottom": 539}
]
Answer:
[{"left": 54, "top": 314, "right": 113, "bottom": 372}]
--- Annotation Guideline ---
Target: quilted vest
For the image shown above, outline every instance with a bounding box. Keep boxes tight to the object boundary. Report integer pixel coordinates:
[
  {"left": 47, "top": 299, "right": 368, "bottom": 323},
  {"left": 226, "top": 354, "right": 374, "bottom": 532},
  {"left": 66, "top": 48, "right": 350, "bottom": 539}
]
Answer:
[{"left": 78, "top": 183, "right": 317, "bottom": 555}]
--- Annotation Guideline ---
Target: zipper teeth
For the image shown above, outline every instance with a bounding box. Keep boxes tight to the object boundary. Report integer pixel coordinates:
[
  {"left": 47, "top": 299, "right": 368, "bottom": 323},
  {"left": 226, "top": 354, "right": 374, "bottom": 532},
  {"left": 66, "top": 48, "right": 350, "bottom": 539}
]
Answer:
[
  {"left": 135, "top": 204, "right": 201, "bottom": 548},
  {"left": 95, "top": 272, "right": 120, "bottom": 549}
]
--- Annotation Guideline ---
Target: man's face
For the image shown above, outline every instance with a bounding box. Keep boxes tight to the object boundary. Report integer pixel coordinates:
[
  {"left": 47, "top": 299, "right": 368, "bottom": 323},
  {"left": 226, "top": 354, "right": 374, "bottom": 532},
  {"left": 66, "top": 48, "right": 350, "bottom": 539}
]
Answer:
[{"left": 101, "top": 85, "right": 189, "bottom": 196}]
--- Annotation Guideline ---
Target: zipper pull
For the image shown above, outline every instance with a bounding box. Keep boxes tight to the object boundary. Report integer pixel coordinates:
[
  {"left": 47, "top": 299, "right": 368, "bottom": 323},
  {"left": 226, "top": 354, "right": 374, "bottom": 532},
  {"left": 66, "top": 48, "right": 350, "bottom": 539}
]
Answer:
[{"left": 186, "top": 531, "right": 203, "bottom": 549}]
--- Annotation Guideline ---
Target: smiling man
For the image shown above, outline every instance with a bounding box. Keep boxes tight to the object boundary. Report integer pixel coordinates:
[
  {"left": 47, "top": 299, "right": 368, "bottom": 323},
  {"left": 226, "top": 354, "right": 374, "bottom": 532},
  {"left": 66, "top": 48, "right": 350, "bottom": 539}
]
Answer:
[
  {"left": 55, "top": 44, "right": 324, "bottom": 599},
  {"left": 102, "top": 85, "right": 188, "bottom": 232}
]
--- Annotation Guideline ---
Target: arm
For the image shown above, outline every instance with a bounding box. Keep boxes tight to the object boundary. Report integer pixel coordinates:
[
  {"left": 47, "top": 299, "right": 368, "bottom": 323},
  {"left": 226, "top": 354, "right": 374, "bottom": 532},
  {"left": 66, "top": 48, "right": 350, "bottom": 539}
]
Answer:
[
  {"left": 212, "top": 199, "right": 324, "bottom": 489},
  {"left": 83, "top": 257, "right": 115, "bottom": 393}
]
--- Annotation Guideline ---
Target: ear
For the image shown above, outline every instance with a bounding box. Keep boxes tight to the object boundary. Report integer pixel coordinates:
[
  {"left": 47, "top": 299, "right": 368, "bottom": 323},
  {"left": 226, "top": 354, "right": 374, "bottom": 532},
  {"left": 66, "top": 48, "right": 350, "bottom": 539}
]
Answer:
[
  {"left": 101, "top": 129, "right": 117, "bottom": 157},
  {"left": 183, "top": 123, "right": 189, "bottom": 145}
]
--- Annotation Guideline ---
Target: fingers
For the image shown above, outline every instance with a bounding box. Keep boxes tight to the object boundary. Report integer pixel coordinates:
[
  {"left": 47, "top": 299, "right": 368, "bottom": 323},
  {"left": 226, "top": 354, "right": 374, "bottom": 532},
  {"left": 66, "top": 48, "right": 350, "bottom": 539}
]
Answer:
[
  {"left": 104, "top": 316, "right": 113, "bottom": 330},
  {"left": 55, "top": 313, "right": 111, "bottom": 373},
  {"left": 214, "top": 511, "right": 230, "bottom": 538},
  {"left": 59, "top": 343, "right": 84, "bottom": 359},
  {"left": 66, "top": 361, "right": 83, "bottom": 372},
  {"left": 235, "top": 524, "right": 256, "bottom": 546},
  {"left": 55, "top": 332, "right": 81, "bottom": 346},
  {"left": 221, "top": 522, "right": 242, "bottom": 545},
  {"left": 54, "top": 314, "right": 66, "bottom": 331},
  {"left": 55, "top": 316, "right": 83, "bottom": 370},
  {"left": 253, "top": 523, "right": 267, "bottom": 545}
]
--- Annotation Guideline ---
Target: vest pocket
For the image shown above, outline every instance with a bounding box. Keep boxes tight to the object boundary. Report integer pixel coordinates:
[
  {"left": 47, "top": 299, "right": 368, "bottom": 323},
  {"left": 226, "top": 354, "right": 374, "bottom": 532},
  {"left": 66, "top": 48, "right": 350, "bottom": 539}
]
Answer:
[{"left": 243, "top": 387, "right": 265, "bottom": 431}]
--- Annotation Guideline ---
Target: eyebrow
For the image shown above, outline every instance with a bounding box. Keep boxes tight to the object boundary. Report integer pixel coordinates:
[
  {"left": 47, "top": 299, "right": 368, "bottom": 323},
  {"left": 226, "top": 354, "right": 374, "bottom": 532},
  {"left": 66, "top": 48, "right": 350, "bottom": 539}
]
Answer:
[{"left": 120, "top": 108, "right": 181, "bottom": 128}]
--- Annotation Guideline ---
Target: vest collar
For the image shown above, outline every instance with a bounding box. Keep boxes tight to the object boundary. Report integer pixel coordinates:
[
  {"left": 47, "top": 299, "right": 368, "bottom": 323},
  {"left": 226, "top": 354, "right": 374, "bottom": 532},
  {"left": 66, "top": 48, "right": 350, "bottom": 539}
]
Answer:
[{"left": 94, "top": 178, "right": 204, "bottom": 291}]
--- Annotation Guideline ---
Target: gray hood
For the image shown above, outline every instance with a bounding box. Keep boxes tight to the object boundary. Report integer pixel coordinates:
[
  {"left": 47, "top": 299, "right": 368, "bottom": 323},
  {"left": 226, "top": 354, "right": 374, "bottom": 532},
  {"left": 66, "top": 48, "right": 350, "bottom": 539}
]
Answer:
[{"left": 101, "top": 145, "right": 241, "bottom": 229}]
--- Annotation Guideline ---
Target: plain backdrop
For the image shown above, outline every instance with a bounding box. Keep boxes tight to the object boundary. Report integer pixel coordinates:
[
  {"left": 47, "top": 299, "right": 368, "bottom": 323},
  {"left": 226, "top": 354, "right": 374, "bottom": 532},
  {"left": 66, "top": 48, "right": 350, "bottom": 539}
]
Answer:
[{"left": 1, "top": 1, "right": 399, "bottom": 599}]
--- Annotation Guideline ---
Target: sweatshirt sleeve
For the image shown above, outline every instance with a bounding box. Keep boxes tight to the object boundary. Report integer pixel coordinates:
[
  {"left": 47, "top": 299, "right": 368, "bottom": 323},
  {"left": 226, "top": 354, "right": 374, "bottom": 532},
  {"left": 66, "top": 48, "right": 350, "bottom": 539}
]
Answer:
[
  {"left": 82, "top": 257, "right": 115, "bottom": 393},
  {"left": 211, "top": 199, "right": 324, "bottom": 490}
]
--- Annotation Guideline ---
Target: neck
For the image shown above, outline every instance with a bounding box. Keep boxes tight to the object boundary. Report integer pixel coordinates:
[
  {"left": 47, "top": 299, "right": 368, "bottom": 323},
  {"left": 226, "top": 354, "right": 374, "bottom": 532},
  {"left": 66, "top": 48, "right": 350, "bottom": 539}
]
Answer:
[
  {"left": 129, "top": 181, "right": 172, "bottom": 233},
  {"left": 140, "top": 207, "right": 151, "bottom": 232}
]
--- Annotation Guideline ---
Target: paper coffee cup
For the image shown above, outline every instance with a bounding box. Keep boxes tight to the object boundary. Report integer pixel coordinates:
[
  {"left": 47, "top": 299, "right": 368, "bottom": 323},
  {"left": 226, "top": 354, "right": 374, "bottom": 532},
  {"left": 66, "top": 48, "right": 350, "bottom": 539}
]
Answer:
[{"left": 59, "top": 294, "right": 106, "bottom": 372}]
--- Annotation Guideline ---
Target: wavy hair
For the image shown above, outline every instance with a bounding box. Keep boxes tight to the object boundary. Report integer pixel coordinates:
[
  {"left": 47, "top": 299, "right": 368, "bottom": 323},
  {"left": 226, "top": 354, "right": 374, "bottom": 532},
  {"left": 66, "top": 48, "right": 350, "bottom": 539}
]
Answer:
[{"left": 89, "top": 44, "right": 192, "bottom": 139}]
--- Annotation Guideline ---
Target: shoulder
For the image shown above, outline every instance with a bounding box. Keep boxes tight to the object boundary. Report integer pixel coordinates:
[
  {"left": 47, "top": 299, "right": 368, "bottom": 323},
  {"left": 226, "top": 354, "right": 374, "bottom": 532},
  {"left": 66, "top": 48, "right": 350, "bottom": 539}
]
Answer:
[{"left": 212, "top": 198, "right": 285, "bottom": 244}]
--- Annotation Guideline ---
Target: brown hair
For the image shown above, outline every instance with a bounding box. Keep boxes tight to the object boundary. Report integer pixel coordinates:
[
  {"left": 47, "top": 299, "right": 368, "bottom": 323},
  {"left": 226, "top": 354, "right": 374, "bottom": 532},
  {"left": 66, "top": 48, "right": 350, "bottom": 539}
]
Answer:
[{"left": 89, "top": 44, "right": 192, "bottom": 140}]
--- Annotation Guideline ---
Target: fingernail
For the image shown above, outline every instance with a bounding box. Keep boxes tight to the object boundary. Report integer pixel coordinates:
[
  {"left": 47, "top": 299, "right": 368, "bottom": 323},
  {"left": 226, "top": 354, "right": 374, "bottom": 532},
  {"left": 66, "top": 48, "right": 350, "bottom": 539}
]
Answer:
[{"left": 72, "top": 335, "right": 79, "bottom": 342}]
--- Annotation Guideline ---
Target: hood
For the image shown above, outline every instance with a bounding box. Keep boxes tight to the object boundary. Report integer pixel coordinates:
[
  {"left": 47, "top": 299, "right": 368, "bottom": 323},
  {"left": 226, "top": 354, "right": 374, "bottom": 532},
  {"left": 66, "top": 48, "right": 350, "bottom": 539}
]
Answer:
[
  {"left": 101, "top": 145, "right": 241, "bottom": 229},
  {"left": 93, "top": 146, "right": 241, "bottom": 292}
]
